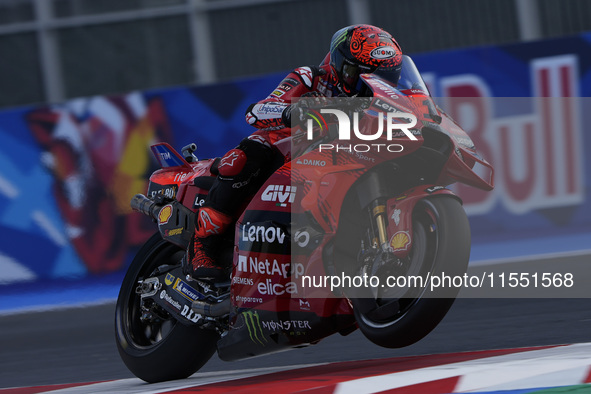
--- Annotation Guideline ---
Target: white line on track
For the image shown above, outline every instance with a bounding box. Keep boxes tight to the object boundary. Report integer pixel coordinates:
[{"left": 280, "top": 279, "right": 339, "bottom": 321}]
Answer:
[
  {"left": 333, "top": 343, "right": 591, "bottom": 394},
  {"left": 40, "top": 363, "right": 326, "bottom": 394}
]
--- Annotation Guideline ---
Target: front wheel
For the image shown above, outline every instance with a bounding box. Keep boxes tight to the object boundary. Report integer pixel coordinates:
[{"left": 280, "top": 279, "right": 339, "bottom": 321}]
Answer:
[
  {"left": 338, "top": 195, "right": 471, "bottom": 348},
  {"left": 115, "top": 233, "right": 219, "bottom": 383}
]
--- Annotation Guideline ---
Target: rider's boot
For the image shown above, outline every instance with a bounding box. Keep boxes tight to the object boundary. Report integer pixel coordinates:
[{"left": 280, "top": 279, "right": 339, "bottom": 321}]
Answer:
[{"left": 182, "top": 207, "right": 233, "bottom": 280}]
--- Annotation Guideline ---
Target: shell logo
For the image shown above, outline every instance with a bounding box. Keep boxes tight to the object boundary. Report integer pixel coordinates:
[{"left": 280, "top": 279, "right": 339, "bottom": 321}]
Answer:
[
  {"left": 165, "top": 273, "right": 175, "bottom": 286},
  {"left": 158, "top": 204, "right": 173, "bottom": 225},
  {"left": 390, "top": 231, "right": 411, "bottom": 251}
]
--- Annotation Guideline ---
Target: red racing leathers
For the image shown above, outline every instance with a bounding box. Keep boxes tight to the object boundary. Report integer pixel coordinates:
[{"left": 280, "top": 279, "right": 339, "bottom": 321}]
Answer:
[
  {"left": 200, "top": 63, "right": 342, "bottom": 224},
  {"left": 188, "top": 62, "right": 343, "bottom": 276}
]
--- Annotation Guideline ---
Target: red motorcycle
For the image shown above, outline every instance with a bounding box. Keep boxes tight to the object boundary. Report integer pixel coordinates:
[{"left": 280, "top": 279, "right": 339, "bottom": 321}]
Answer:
[{"left": 115, "top": 55, "right": 494, "bottom": 383}]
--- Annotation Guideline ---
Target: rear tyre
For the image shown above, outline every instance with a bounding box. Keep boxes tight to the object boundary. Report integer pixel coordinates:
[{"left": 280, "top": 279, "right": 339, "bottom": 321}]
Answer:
[{"left": 115, "top": 233, "right": 219, "bottom": 383}]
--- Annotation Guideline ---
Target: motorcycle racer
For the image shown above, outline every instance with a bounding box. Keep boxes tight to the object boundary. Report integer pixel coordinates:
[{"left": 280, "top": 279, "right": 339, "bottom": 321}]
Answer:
[{"left": 184, "top": 24, "right": 404, "bottom": 280}]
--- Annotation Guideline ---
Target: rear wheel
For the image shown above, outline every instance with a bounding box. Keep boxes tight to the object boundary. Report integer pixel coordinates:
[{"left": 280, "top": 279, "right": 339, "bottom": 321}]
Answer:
[
  {"left": 115, "top": 233, "right": 219, "bottom": 383},
  {"left": 337, "top": 195, "right": 470, "bottom": 348}
]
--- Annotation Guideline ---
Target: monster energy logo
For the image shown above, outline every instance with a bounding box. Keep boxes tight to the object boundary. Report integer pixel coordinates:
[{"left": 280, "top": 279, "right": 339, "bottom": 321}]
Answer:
[
  {"left": 331, "top": 30, "right": 348, "bottom": 52},
  {"left": 243, "top": 311, "right": 268, "bottom": 346}
]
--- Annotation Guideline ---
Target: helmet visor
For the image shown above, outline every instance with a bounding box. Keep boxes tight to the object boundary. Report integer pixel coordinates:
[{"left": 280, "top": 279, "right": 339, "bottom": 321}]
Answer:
[
  {"left": 373, "top": 63, "right": 402, "bottom": 87},
  {"left": 341, "top": 62, "right": 360, "bottom": 89},
  {"left": 342, "top": 61, "right": 375, "bottom": 94}
]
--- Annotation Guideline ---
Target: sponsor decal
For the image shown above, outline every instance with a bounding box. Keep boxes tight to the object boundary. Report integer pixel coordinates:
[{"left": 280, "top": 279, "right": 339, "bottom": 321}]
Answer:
[
  {"left": 261, "top": 184, "right": 297, "bottom": 207},
  {"left": 165, "top": 227, "right": 183, "bottom": 236},
  {"left": 294, "top": 230, "right": 310, "bottom": 247},
  {"left": 232, "top": 180, "right": 250, "bottom": 189},
  {"left": 165, "top": 273, "right": 175, "bottom": 286},
  {"left": 372, "top": 98, "right": 398, "bottom": 113},
  {"left": 194, "top": 195, "right": 206, "bottom": 208},
  {"left": 158, "top": 204, "right": 173, "bottom": 225},
  {"left": 174, "top": 172, "right": 190, "bottom": 182},
  {"left": 370, "top": 46, "right": 396, "bottom": 60},
  {"left": 159, "top": 151, "right": 171, "bottom": 161},
  {"left": 262, "top": 319, "right": 311, "bottom": 332},
  {"left": 237, "top": 255, "right": 304, "bottom": 279},
  {"left": 241, "top": 222, "right": 287, "bottom": 244},
  {"left": 366, "top": 78, "right": 403, "bottom": 101},
  {"left": 295, "top": 158, "right": 326, "bottom": 167},
  {"left": 149, "top": 185, "right": 177, "bottom": 199},
  {"left": 390, "top": 231, "right": 411, "bottom": 252},
  {"left": 316, "top": 79, "right": 336, "bottom": 97},
  {"left": 278, "top": 83, "right": 293, "bottom": 92},
  {"left": 232, "top": 276, "right": 254, "bottom": 286},
  {"left": 255, "top": 102, "right": 286, "bottom": 115},
  {"left": 299, "top": 299, "right": 311, "bottom": 310},
  {"left": 391, "top": 209, "right": 401, "bottom": 226},
  {"left": 243, "top": 310, "right": 268, "bottom": 346},
  {"left": 236, "top": 295, "right": 263, "bottom": 304},
  {"left": 181, "top": 304, "right": 199, "bottom": 323},
  {"left": 160, "top": 290, "right": 182, "bottom": 311},
  {"left": 426, "top": 185, "right": 445, "bottom": 194},
  {"left": 257, "top": 279, "right": 298, "bottom": 295},
  {"left": 283, "top": 77, "right": 300, "bottom": 87},
  {"left": 355, "top": 152, "right": 376, "bottom": 162},
  {"left": 173, "top": 278, "right": 203, "bottom": 302},
  {"left": 271, "top": 89, "right": 286, "bottom": 98}
]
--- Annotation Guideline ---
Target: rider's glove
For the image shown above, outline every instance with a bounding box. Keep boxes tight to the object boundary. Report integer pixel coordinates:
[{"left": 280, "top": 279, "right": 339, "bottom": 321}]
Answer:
[
  {"left": 281, "top": 104, "right": 302, "bottom": 128},
  {"left": 282, "top": 92, "right": 331, "bottom": 128}
]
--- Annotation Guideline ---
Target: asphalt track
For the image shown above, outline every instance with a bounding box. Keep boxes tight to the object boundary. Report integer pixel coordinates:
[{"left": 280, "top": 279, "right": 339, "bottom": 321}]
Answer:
[{"left": 1, "top": 256, "right": 590, "bottom": 390}]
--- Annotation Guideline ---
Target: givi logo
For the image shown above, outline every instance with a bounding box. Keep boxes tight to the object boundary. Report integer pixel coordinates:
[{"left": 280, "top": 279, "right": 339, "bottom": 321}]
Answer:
[{"left": 261, "top": 185, "right": 297, "bottom": 207}]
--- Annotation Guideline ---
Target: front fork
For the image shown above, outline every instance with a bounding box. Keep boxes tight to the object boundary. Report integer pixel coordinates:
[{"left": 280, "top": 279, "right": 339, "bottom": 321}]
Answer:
[{"left": 369, "top": 198, "right": 390, "bottom": 251}]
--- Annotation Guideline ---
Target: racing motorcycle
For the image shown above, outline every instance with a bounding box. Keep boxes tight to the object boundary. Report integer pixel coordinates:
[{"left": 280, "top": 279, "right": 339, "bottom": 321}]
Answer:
[{"left": 115, "top": 55, "right": 494, "bottom": 383}]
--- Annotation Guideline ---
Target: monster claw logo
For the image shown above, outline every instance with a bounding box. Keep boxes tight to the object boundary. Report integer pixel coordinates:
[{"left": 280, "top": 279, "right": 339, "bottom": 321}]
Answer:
[{"left": 243, "top": 310, "right": 268, "bottom": 346}]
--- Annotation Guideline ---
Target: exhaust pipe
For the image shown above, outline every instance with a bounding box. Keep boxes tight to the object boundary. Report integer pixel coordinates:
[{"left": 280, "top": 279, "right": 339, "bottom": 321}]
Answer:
[
  {"left": 191, "top": 298, "right": 230, "bottom": 317},
  {"left": 130, "top": 194, "right": 162, "bottom": 220}
]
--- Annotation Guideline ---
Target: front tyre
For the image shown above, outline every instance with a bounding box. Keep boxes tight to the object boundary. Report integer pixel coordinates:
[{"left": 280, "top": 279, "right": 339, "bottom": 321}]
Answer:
[
  {"left": 345, "top": 195, "right": 470, "bottom": 348},
  {"left": 115, "top": 233, "right": 219, "bottom": 383}
]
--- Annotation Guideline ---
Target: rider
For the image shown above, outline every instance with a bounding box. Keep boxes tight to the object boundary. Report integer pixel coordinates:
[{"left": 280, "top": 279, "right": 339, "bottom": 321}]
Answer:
[{"left": 183, "top": 24, "right": 403, "bottom": 280}]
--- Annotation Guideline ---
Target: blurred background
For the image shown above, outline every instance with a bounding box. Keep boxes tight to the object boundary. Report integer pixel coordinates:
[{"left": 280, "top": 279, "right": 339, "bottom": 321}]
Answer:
[
  {"left": 1, "top": 0, "right": 591, "bottom": 108},
  {"left": 0, "top": 0, "right": 590, "bottom": 312}
]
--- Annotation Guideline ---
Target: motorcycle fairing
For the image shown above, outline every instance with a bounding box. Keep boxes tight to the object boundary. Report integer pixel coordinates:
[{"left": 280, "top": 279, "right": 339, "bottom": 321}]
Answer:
[
  {"left": 216, "top": 307, "right": 355, "bottom": 361},
  {"left": 151, "top": 142, "right": 193, "bottom": 169},
  {"left": 217, "top": 162, "right": 359, "bottom": 361},
  {"left": 434, "top": 115, "right": 494, "bottom": 191},
  {"left": 148, "top": 142, "right": 218, "bottom": 204}
]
